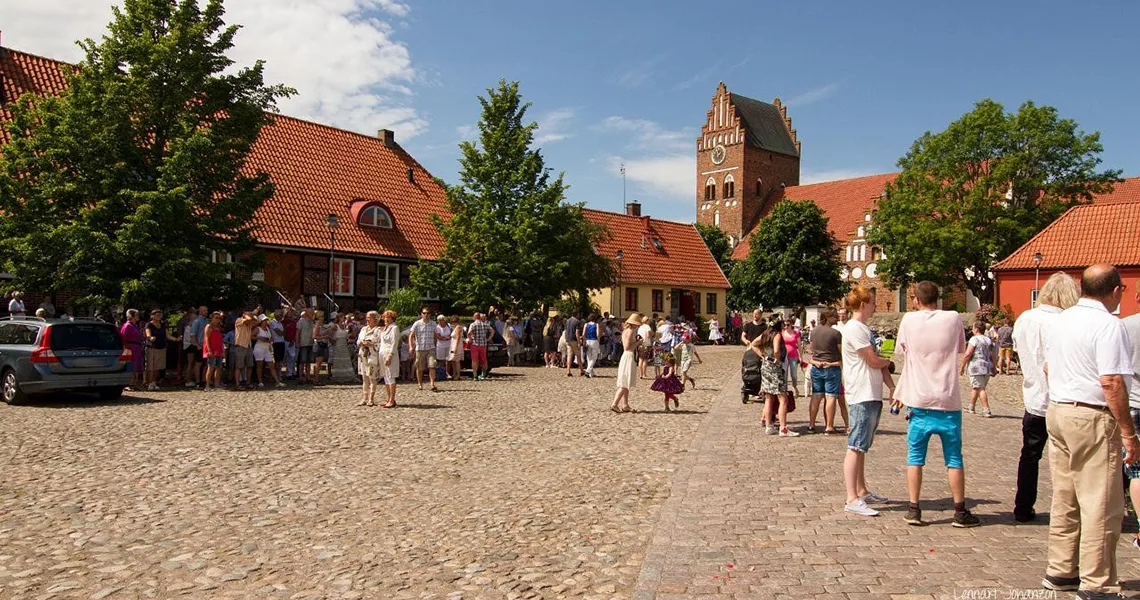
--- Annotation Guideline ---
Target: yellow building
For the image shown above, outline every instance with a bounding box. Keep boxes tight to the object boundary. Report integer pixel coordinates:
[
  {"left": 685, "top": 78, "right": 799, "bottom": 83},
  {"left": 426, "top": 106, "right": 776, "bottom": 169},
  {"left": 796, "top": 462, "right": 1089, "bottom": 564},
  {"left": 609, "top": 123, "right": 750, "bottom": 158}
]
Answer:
[{"left": 583, "top": 205, "right": 730, "bottom": 322}]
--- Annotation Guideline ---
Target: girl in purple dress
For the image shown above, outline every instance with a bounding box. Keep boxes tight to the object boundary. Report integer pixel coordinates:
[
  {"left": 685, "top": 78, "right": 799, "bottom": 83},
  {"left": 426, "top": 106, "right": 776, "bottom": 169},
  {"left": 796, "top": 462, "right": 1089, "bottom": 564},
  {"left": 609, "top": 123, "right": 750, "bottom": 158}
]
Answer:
[
  {"left": 119, "top": 309, "right": 144, "bottom": 390},
  {"left": 650, "top": 352, "right": 684, "bottom": 411}
]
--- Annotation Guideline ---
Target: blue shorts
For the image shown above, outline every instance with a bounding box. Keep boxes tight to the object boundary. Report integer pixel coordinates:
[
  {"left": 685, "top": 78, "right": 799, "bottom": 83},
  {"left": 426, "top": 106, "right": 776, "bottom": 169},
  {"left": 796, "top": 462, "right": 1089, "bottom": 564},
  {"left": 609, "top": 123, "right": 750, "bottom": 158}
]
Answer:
[
  {"left": 1125, "top": 410, "right": 1140, "bottom": 480},
  {"left": 847, "top": 401, "right": 883, "bottom": 453},
  {"left": 204, "top": 356, "right": 223, "bottom": 368},
  {"left": 811, "top": 366, "right": 841, "bottom": 397},
  {"left": 906, "top": 407, "right": 964, "bottom": 469}
]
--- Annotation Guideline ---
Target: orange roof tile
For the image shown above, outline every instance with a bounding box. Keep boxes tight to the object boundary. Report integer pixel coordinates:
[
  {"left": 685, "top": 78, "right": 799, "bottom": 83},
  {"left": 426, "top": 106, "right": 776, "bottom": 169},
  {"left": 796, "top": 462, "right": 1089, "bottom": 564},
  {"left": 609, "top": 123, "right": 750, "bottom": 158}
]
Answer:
[
  {"left": 0, "top": 45, "right": 448, "bottom": 260},
  {"left": 582, "top": 209, "right": 729, "bottom": 290},
  {"left": 1089, "top": 177, "right": 1140, "bottom": 204},
  {"left": 730, "top": 172, "right": 898, "bottom": 260},
  {"left": 993, "top": 201, "right": 1140, "bottom": 271}
]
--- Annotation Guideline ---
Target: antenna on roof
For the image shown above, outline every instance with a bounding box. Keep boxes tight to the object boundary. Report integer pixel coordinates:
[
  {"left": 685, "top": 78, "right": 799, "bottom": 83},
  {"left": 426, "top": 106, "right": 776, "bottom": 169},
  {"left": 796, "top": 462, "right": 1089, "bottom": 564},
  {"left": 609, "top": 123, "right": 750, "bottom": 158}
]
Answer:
[{"left": 620, "top": 163, "right": 626, "bottom": 213}]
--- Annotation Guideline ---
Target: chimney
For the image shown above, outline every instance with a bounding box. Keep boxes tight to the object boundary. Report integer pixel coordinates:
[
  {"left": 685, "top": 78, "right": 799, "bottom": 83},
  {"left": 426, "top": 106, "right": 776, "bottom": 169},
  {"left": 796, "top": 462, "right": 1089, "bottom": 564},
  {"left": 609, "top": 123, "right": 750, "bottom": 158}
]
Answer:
[
  {"left": 641, "top": 215, "right": 651, "bottom": 231},
  {"left": 625, "top": 201, "right": 641, "bottom": 217},
  {"left": 378, "top": 129, "right": 396, "bottom": 147}
]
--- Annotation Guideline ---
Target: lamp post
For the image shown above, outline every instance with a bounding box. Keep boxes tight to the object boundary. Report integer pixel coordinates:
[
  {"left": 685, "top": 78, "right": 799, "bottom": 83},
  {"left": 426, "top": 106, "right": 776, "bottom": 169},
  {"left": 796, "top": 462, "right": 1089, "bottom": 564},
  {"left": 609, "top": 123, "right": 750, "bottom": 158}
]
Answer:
[
  {"left": 327, "top": 213, "right": 339, "bottom": 313},
  {"left": 616, "top": 250, "right": 624, "bottom": 316},
  {"left": 1033, "top": 251, "right": 1043, "bottom": 307}
]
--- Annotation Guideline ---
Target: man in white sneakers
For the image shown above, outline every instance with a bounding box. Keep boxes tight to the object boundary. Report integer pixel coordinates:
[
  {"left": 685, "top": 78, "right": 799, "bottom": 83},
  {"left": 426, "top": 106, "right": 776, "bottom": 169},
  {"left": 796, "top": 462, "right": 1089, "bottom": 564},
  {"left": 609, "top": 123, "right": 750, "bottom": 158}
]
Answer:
[{"left": 841, "top": 285, "right": 895, "bottom": 517}]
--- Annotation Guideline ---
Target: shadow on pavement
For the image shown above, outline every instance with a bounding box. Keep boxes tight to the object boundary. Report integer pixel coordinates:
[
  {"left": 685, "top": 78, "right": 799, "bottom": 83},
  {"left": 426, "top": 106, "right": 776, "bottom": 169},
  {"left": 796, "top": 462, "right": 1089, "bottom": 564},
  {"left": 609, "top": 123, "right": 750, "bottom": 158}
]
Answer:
[
  {"left": 391, "top": 403, "right": 452, "bottom": 410},
  {"left": 18, "top": 394, "right": 167, "bottom": 408}
]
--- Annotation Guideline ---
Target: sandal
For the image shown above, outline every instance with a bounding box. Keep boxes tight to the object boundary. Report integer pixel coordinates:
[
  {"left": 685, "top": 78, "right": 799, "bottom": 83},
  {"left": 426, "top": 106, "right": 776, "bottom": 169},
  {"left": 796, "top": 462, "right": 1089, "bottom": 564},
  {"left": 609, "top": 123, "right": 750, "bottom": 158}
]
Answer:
[
  {"left": 823, "top": 428, "right": 839, "bottom": 435},
  {"left": 357, "top": 400, "right": 367, "bottom": 406},
  {"left": 610, "top": 406, "right": 622, "bottom": 413},
  {"left": 382, "top": 402, "right": 397, "bottom": 408}
]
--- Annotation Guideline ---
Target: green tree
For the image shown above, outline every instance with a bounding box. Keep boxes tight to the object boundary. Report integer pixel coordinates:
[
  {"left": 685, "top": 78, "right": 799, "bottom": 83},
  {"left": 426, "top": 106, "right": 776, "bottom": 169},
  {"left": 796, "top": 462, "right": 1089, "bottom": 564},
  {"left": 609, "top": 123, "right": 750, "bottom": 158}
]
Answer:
[
  {"left": 0, "top": 0, "right": 293, "bottom": 309},
  {"left": 412, "top": 80, "right": 612, "bottom": 312},
  {"left": 729, "top": 200, "right": 846, "bottom": 310},
  {"left": 695, "top": 222, "right": 732, "bottom": 273},
  {"left": 866, "top": 99, "right": 1119, "bottom": 304}
]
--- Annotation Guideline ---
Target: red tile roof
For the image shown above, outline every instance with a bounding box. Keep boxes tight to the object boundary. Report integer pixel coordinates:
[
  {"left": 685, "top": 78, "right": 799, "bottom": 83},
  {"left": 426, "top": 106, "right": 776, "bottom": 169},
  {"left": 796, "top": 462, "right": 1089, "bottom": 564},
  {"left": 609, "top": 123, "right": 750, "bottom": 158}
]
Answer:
[
  {"left": 1089, "top": 177, "right": 1140, "bottom": 204},
  {"left": 0, "top": 48, "right": 71, "bottom": 143},
  {"left": 582, "top": 209, "right": 729, "bottom": 290},
  {"left": 993, "top": 201, "right": 1140, "bottom": 271},
  {"left": 730, "top": 172, "right": 898, "bottom": 260},
  {"left": 0, "top": 46, "right": 448, "bottom": 260}
]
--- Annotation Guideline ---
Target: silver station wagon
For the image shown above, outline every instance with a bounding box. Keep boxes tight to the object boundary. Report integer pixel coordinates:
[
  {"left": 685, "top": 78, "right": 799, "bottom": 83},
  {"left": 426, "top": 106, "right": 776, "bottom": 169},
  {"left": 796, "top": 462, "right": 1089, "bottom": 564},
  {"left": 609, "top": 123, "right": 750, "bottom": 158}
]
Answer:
[{"left": 0, "top": 317, "right": 134, "bottom": 404}]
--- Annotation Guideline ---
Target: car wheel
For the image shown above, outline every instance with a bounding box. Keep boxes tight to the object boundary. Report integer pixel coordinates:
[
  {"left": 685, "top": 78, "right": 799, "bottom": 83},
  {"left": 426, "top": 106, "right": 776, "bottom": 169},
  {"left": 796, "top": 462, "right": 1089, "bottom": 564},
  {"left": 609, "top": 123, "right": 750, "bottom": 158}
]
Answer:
[
  {"left": 98, "top": 387, "right": 125, "bottom": 401},
  {"left": 2, "top": 369, "right": 27, "bottom": 405}
]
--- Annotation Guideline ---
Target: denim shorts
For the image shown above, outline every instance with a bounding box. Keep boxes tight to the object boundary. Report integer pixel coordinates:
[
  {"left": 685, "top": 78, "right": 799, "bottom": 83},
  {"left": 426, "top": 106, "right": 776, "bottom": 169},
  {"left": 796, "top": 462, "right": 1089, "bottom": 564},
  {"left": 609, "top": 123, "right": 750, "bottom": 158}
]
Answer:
[
  {"left": 204, "top": 356, "right": 223, "bottom": 369},
  {"left": 811, "top": 366, "right": 841, "bottom": 397},
  {"left": 906, "top": 407, "right": 964, "bottom": 469},
  {"left": 1125, "top": 409, "right": 1140, "bottom": 480},
  {"left": 847, "top": 401, "right": 883, "bottom": 453}
]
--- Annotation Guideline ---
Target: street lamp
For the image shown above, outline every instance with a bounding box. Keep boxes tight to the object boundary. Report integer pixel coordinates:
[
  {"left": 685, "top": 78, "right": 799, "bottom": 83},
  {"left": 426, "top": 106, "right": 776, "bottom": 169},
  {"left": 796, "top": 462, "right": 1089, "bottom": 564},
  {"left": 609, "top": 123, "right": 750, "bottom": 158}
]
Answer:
[
  {"left": 616, "top": 250, "right": 624, "bottom": 316},
  {"left": 327, "top": 213, "right": 339, "bottom": 312},
  {"left": 1032, "top": 251, "right": 1043, "bottom": 307}
]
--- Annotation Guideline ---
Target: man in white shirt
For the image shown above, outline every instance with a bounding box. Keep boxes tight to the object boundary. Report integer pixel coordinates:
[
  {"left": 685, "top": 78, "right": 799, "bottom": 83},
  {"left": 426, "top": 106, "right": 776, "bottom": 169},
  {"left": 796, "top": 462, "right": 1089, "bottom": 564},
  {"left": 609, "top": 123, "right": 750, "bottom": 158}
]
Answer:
[
  {"left": 1011, "top": 273, "right": 1081, "bottom": 523},
  {"left": 1120, "top": 280, "right": 1140, "bottom": 551},
  {"left": 435, "top": 315, "right": 452, "bottom": 378},
  {"left": 840, "top": 286, "right": 895, "bottom": 518},
  {"left": 1041, "top": 265, "right": 1138, "bottom": 597}
]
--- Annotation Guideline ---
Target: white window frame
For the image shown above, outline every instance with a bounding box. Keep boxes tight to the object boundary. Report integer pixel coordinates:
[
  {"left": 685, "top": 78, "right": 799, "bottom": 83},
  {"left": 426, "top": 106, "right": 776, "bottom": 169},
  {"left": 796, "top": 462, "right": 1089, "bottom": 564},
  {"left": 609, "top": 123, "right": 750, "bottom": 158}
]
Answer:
[
  {"left": 378, "top": 262, "right": 400, "bottom": 298},
  {"left": 210, "top": 250, "right": 234, "bottom": 279},
  {"left": 359, "top": 205, "right": 394, "bottom": 229},
  {"left": 332, "top": 257, "right": 355, "bottom": 296}
]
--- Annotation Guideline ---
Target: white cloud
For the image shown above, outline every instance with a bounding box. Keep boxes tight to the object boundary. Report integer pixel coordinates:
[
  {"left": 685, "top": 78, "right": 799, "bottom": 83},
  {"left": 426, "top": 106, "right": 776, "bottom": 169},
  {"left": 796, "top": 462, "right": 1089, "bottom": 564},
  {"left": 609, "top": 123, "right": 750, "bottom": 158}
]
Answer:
[
  {"left": 605, "top": 154, "right": 695, "bottom": 204},
  {"left": 534, "top": 108, "right": 576, "bottom": 145},
  {"left": 593, "top": 116, "right": 694, "bottom": 153},
  {"left": 455, "top": 124, "right": 477, "bottom": 140},
  {"left": 785, "top": 81, "right": 843, "bottom": 108},
  {"left": 0, "top": 0, "right": 428, "bottom": 139},
  {"left": 801, "top": 168, "right": 885, "bottom": 184},
  {"left": 610, "top": 54, "right": 667, "bottom": 90}
]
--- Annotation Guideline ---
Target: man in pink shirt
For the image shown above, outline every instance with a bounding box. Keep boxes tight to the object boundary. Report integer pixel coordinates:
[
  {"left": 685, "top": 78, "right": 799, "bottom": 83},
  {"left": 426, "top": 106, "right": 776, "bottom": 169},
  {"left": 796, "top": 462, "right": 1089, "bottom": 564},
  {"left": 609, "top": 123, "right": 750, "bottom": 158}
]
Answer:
[{"left": 894, "top": 281, "right": 980, "bottom": 528}]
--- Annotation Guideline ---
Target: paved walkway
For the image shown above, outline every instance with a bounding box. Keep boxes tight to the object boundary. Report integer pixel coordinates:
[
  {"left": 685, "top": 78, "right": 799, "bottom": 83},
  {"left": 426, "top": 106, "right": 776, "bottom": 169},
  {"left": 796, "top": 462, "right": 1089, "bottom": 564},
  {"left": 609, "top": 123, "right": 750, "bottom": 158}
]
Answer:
[{"left": 633, "top": 372, "right": 1140, "bottom": 600}]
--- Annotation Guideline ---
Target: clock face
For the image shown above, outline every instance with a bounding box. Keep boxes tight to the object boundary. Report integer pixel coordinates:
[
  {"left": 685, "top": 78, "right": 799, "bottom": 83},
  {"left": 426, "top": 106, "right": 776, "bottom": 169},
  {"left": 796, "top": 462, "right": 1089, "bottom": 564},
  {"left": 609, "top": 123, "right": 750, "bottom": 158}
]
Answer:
[{"left": 710, "top": 145, "right": 726, "bottom": 165}]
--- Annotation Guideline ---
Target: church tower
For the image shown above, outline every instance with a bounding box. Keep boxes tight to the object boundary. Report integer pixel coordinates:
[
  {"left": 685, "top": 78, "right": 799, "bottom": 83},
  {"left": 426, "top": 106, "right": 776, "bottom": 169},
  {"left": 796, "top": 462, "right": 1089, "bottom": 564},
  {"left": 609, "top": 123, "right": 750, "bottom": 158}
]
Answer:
[{"left": 696, "top": 82, "right": 801, "bottom": 245}]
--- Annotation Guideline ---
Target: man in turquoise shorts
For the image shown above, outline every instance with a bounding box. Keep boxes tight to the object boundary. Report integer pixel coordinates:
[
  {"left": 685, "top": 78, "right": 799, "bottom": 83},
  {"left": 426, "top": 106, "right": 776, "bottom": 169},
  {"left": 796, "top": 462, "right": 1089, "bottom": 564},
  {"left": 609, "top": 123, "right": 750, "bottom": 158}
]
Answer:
[{"left": 893, "top": 281, "right": 980, "bottom": 528}]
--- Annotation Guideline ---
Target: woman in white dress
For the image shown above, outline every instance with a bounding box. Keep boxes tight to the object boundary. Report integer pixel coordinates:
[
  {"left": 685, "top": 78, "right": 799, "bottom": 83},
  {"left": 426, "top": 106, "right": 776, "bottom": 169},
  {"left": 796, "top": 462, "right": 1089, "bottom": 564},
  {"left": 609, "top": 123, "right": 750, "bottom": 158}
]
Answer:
[
  {"left": 378, "top": 310, "right": 400, "bottom": 408},
  {"left": 708, "top": 317, "right": 723, "bottom": 345},
  {"left": 356, "top": 311, "right": 383, "bottom": 406},
  {"left": 612, "top": 313, "right": 644, "bottom": 413},
  {"left": 448, "top": 316, "right": 465, "bottom": 380}
]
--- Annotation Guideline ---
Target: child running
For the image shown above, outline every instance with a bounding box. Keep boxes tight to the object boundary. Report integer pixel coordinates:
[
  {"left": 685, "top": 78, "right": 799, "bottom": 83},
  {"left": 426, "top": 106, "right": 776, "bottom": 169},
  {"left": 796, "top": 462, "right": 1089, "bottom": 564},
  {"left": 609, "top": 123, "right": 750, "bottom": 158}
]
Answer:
[
  {"left": 650, "top": 352, "right": 685, "bottom": 411},
  {"left": 672, "top": 333, "right": 703, "bottom": 389}
]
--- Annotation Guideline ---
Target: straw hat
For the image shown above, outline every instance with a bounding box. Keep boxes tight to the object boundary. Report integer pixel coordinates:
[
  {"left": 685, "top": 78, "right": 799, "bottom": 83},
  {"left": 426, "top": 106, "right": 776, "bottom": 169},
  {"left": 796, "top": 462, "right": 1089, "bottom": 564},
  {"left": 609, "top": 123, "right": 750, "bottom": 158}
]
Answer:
[{"left": 625, "top": 313, "right": 643, "bottom": 326}]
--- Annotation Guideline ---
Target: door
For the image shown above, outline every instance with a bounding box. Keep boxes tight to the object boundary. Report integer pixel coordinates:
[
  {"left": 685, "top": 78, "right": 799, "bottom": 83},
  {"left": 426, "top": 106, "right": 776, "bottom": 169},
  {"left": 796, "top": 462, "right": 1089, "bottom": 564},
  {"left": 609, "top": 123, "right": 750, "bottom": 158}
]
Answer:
[{"left": 680, "top": 291, "right": 696, "bottom": 322}]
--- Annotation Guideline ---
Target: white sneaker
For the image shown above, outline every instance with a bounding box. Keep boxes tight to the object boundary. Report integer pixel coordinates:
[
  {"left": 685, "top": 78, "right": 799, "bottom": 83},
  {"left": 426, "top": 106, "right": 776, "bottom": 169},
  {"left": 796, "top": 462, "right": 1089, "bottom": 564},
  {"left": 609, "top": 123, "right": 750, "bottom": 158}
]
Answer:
[
  {"left": 862, "top": 491, "right": 889, "bottom": 504},
  {"left": 765, "top": 425, "right": 778, "bottom": 436},
  {"left": 258, "top": 382, "right": 265, "bottom": 388},
  {"left": 779, "top": 428, "right": 800, "bottom": 437},
  {"left": 147, "top": 383, "right": 159, "bottom": 391},
  {"left": 844, "top": 499, "right": 880, "bottom": 517},
  {"left": 185, "top": 382, "right": 196, "bottom": 388}
]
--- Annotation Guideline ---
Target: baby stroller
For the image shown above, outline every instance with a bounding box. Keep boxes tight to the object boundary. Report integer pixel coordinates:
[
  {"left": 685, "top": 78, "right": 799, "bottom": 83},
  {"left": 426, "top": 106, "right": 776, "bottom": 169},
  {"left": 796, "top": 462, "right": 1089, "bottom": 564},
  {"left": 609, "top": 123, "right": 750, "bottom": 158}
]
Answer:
[{"left": 741, "top": 347, "right": 763, "bottom": 403}]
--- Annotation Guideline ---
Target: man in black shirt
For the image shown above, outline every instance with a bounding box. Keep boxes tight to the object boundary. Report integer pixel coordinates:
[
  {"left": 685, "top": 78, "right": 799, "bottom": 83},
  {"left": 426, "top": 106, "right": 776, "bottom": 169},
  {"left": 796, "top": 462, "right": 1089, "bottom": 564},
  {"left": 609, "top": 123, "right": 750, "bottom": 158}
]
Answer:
[{"left": 741, "top": 309, "right": 766, "bottom": 345}]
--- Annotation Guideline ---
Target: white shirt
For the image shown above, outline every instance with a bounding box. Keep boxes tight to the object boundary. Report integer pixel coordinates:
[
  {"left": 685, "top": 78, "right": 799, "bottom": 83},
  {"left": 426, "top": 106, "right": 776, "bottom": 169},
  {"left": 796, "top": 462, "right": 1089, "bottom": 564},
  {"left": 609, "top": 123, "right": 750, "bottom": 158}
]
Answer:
[
  {"left": 436, "top": 324, "right": 452, "bottom": 359},
  {"left": 1121, "top": 314, "right": 1140, "bottom": 409},
  {"left": 658, "top": 322, "right": 674, "bottom": 344},
  {"left": 637, "top": 324, "right": 652, "bottom": 345},
  {"left": 8, "top": 299, "right": 25, "bottom": 315},
  {"left": 1013, "top": 304, "right": 1063, "bottom": 417},
  {"left": 1044, "top": 298, "right": 1133, "bottom": 407},
  {"left": 841, "top": 319, "right": 883, "bottom": 404}
]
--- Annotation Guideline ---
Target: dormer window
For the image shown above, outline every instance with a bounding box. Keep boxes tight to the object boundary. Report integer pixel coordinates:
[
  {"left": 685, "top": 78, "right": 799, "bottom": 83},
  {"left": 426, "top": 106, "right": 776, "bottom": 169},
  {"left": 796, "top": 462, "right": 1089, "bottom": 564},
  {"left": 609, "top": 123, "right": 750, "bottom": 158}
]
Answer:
[{"left": 356, "top": 204, "right": 393, "bottom": 228}]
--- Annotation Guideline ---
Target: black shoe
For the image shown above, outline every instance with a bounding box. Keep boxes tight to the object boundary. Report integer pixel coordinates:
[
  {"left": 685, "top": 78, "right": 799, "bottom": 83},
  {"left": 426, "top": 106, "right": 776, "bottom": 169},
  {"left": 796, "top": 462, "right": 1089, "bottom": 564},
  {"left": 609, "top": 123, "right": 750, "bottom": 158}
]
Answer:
[
  {"left": 1041, "top": 575, "right": 1080, "bottom": 592},
  {"left": 904, "top": 507, "right": 926, "bottom": 526},
  {"left": 1014, "top": 509, "right": 1036, "bottom": 523},
  {"left": 952, "top": 510, "right": 981, "bottom": 528},
  {"left": 1076, "top": 591, "right": 1129, "bottom": 599}
]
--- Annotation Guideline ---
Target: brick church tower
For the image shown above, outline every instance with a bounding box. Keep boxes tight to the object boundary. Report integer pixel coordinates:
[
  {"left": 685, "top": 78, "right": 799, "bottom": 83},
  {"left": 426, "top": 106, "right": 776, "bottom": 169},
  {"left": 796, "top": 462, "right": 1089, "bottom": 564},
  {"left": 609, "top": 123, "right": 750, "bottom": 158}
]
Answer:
[{"left": 696, "top": 82, "right": 801, "bottom": 246}]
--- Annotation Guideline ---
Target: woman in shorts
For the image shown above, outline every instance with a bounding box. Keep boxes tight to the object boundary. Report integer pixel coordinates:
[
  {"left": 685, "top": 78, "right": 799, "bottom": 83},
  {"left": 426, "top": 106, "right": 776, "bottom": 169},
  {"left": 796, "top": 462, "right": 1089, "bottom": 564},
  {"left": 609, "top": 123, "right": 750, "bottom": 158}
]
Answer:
[
  {"left": 201, "top": 311, "right": 225, "bottom": 392},
  {"left": 252, "top": 317, "right": 279, "bottom": 388},
  {"left": 959, "top": 321, "right": 994, "bottom": 418}
]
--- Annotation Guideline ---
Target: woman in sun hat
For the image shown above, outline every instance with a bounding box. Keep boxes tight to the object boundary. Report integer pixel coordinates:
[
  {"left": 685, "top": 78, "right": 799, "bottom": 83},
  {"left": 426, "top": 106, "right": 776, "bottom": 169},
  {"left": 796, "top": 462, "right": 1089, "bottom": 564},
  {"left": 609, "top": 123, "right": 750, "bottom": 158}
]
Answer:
[{"left": 612, "top": 313, "right": 644, "bottom": 413}]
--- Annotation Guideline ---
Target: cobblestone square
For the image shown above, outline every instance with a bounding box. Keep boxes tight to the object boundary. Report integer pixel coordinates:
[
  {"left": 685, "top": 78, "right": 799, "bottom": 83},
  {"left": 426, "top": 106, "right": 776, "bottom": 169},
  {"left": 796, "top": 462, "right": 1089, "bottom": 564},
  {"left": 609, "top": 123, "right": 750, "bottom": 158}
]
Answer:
[{"left": 0, "top": 346, "right": 1136, "bottom": 599}]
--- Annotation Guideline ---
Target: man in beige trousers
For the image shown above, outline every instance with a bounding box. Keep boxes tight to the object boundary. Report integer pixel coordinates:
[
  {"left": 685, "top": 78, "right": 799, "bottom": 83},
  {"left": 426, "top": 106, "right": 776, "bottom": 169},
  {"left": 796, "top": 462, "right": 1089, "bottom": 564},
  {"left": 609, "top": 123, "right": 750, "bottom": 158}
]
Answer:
[{"left": 1042, "top": 264, "right": 1138, "bottom": 599}]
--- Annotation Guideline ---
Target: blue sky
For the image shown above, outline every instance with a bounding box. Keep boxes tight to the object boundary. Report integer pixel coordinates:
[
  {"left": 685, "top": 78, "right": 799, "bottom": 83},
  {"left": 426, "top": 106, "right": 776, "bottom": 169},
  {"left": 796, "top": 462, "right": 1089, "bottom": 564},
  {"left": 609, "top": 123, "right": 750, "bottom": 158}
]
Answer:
[{"left": 7, "top": 0, "right": 1139, "bottom": 224}]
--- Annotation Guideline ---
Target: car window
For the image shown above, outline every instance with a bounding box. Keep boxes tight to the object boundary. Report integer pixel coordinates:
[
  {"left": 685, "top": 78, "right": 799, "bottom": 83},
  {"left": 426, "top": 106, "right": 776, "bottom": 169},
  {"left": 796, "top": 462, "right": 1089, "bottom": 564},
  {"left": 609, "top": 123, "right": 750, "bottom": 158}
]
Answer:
[
  {"left": 0, "top": 323, "right": 12, "bottom": 345},
  {"left": 9, "top": 324, "right": 41, "bottom": 346},
  {"left": 50, "top": 324, "right": 122, "bottom": 351}
]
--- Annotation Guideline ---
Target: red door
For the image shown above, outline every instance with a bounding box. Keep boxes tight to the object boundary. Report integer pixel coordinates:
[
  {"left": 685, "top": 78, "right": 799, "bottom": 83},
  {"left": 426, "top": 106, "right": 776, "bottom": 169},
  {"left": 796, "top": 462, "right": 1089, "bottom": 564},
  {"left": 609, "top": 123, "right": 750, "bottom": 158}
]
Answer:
[{"left": 680, "top": 291, "right": 696, "bottom": 321}]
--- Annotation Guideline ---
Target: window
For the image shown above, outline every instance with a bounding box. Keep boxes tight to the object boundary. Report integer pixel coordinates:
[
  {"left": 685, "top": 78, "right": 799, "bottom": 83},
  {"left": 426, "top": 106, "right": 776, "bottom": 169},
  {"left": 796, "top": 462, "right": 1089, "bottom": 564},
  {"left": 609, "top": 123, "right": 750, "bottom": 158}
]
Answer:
[
  {"left": 625, "top": 287, "right": 639, "bottom": 311},
  {"left": 332, "top": 258, "right": 354, "bottom": 296},
  {"left": 706, "top": 293, "right": 717, "bottom": 315},
  {"left": 714, "top": 211, "right": 720, "bottom": 226},
  {"left": 1031, "top": 288, "right": 1040, "bottom": 308},
  {"left": 209, "top": 250, "right": 234, "bottom": 279},
  {"left": 756, "top": 178, "right": 763, "bottom": 196},
  {"left": 723, "top": 174, "right": 735, "bottom": 199},
  {"left": 704, "top": 177, "right": 716, "bottom": 201},
  {"left": 359, "top": 205, "right": 393, "bottom": 228},
  {"left": 652, "top": 289, "right": 664, "bottom": 312},
  {"left": 378, "top": 262, "right": 400, "bottom": 297}
]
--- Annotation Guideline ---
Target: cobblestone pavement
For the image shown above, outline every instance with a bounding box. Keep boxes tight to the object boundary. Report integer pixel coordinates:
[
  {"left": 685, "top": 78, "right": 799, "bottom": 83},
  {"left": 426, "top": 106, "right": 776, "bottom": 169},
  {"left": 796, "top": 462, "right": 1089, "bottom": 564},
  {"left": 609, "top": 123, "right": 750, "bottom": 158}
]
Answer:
[
  {"left": 633, "top": 355, "right": 1140, "bottom": 600},
  {"left": 0, "top": 349, "right": 732, "bottom": 600}
]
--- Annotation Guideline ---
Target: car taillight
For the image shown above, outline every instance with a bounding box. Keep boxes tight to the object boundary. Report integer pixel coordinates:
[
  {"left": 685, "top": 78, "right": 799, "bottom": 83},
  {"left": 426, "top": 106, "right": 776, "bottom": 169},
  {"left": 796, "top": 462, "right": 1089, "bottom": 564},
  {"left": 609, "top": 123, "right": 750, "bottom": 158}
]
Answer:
[{"left": 30, "top": 326, "right": 58, "bottom": 363}]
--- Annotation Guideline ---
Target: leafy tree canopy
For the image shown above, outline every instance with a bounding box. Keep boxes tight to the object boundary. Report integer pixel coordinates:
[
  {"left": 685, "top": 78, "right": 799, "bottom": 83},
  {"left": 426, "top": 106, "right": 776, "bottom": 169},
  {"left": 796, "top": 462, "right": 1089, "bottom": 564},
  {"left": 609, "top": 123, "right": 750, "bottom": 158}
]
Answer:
[
  {"left": 729, "top": 200, "right": 846, "bottom": 310},
  {"left": 412, "top": 80, "right": 612, "bottom": 313},
  {"left": 0, "top": 0, "right": 293, "bottom": 309},
  {"left": 695, "top": 222, "right": 732, "bottom": 274},
  {"left": 866, "top": 99, "right": 1120, "bottom": 304}
]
